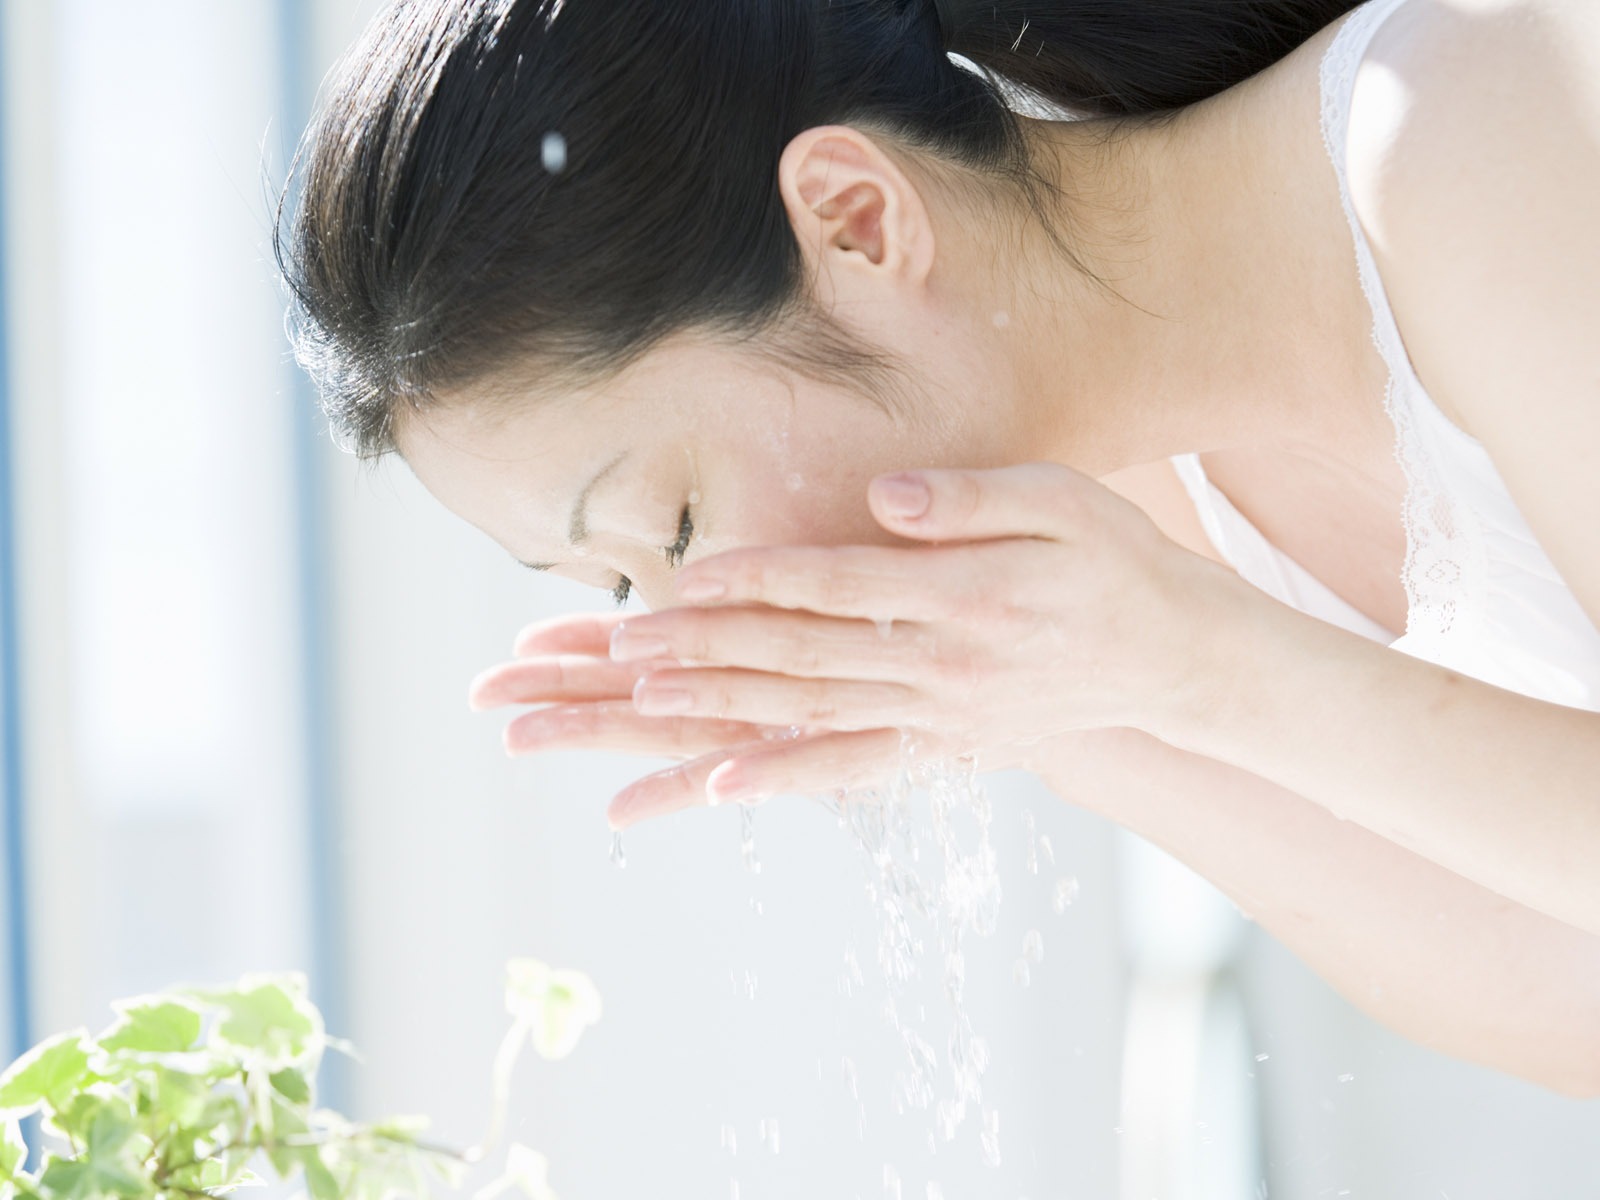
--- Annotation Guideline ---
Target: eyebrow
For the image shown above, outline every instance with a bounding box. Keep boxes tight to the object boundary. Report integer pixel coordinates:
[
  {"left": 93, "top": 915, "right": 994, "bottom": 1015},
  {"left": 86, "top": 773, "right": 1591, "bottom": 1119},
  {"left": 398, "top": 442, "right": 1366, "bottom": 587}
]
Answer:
[{"left": 516, "top": 450, "right": 631, "bottom": 572}]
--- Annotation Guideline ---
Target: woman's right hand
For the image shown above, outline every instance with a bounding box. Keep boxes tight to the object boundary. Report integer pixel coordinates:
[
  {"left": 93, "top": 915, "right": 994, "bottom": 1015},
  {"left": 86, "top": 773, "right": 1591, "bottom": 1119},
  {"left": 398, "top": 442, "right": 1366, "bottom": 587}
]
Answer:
[
  {"left": 469, "top": 611, "right": 770, "bottom": 760},
  {"left": 469, "top": 612, "right": 904, "bottom": 827}
]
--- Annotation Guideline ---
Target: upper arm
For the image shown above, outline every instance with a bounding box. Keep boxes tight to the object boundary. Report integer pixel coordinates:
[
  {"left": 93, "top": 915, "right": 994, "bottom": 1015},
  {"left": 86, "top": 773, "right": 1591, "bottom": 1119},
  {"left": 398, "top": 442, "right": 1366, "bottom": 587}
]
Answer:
[
  {"left": 1099, "top": 459, "right": 1235, "bottom": 571},
  {"left": 1345, "top": 0, "right": 1600, "bottom": 630}
]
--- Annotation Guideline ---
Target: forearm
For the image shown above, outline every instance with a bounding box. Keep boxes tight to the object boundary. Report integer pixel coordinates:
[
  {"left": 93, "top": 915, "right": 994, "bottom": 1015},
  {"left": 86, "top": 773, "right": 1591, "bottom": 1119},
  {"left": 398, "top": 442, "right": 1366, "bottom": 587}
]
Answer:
[
  {"left": 1038, "top": 728, "right": 1600, "bottom": 1096},
  {"left": 1159, "top": 594, "right": 1600, "bottom": 934}
]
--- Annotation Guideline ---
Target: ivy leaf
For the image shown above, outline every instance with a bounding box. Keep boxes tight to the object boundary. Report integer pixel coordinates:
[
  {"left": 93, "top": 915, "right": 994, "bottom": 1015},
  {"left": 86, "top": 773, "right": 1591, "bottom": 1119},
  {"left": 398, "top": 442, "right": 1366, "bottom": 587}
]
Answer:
[
  {"left": 139, "top": 1069, "right": 211, "bottom": 1132},
  {"left": 0, "top": 1034, "right": 91, "bottom": 1117},
  {"left": 96, "top": 1001, "right": 202, "bottom": 1058},
  {"left": 1, "top": 1119, "right": 26, "bottom": 1181},
  {"left": 190, "top": 1158, "right": 265, "bottom": 1196},
  {"left": 504, "top": 962, "right": 601, "bottom": 1061},
  {"left": 186, "top": 977, "right": 321, "bottom": 1067},
  {"left": 35, "top": 1104, "right": 149, "bottom": 1199},
  {"left": 266, "top": 1070, "right": 309, "bottom": 1106}
]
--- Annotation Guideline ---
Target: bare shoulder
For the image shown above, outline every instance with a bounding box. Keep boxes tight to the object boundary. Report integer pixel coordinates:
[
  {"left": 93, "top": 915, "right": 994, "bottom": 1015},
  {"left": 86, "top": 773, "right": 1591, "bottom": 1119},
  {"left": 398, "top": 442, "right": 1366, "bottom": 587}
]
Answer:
[
  {"left": 1343, "top": 0, "right": 1600, "bottom": 628},
  {"left": 1098, "top": 459, "right": 1234, "bottom": 572}
]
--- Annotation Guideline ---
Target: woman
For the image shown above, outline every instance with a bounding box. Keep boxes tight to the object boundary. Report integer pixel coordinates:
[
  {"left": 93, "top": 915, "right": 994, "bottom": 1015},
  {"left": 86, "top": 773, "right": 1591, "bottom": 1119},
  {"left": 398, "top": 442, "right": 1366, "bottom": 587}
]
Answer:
[{"left": 280, "top": 0, "right": 1600, "bottom": 1095}]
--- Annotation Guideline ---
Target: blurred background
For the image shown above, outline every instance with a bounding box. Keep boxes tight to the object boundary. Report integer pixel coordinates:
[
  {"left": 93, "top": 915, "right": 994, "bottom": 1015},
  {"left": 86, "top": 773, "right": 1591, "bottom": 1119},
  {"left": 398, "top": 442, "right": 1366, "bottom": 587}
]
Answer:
[{"left": 1, "top": 1, "right": 1596, "bottom": 1197}]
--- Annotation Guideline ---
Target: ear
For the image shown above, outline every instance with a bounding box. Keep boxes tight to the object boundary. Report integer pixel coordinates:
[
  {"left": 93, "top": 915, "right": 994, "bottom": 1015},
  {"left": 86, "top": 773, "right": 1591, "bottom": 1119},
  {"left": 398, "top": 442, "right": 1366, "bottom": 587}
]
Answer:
[{"left": 777, "top": 126, "right": 937, "bottom": 308}]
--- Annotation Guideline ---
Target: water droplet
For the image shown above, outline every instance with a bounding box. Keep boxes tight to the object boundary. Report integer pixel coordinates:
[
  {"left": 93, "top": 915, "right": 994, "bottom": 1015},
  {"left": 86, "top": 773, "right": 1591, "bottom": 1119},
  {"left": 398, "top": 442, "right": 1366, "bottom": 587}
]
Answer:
[
  {"left": 1337, "top": 1072, "right": 1354, "bottom": 1083},
  {"left": 763, "top": 1118, "right": 780, "bottom": 1154},
  {"left": 688, "top": 489, "right": 702, "bottom": 505},
  {"left": 785, "top": 473, "right": 805, "bottom": 492},
  {"left": 874, "top": 617, "right": 894, "bottom": 639},
  {"left": 1012, "top": 958, "right": 1031, "bottom": 987},
  {"left": 720, "top": 1123, "right": 737, "bottom": 1155},
  {"left": 842, "top": 1056, "right": 859, "bottom": 1099},
  {"left": 1254, "top": 1052, "right": 1270, "bottom": 1062},
  {"left": 991, "top": 310, "right": 1011, "bottom": 328},
  {"left": 1022, "top": 929, "right": 1043, "bottom": 965},
  {"left": 740, "top": 804, "right": 762, "bottom": 874},
  {"left": 979, "top": 1108, "right": 1001, "bottom": 1167},
  {"left": 926, "top": 1186, "right": 945, "bottom": 1200},
  {"left": 749, "top": 896, "right": 763, "bottom": 917},
  {"left": 1052, "top": 876, "right": 1079, "bottom": 913},
  {"left": 1038, "top": 833, "right": 1055, "bottom": 865},
  {"left": 882, "top": 1164, "right": 902, "bottom": 1200},
  {"left": 609, "top": 831, "right": 626, "bottom": 869},
  {"left": 729, "top": 1180, "right": 740, "bottom": 1200},
  {"left": 541, "top": 131, "right": 568, "bottom": 173}
]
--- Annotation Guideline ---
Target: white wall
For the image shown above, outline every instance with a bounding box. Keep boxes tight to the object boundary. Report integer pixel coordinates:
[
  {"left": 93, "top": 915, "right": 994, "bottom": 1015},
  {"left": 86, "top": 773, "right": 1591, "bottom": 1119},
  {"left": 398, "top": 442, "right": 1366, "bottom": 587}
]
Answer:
[{"left": 3, "top": 0, "right": 313, "bottom": 1028}]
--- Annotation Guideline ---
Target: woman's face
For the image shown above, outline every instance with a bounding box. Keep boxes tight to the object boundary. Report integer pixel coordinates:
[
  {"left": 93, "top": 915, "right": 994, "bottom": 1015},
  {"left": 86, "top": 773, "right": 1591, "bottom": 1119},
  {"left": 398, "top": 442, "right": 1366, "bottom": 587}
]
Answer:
[{"left": 397, "top": 334, "right": 1019, "bottom": 612}]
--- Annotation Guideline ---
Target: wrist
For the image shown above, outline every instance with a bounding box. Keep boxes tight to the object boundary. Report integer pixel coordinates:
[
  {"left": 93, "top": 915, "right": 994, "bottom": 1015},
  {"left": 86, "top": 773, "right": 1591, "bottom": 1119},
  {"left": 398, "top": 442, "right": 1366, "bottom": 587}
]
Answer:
[{"left": 1140, "top": 565, "right": 1283, "bottom": 752}]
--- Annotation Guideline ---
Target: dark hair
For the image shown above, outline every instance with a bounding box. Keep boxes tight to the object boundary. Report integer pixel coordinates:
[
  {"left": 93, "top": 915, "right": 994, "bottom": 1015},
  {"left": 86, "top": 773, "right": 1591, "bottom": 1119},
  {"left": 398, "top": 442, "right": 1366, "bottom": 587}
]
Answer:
[{"left": 279, "top": 0, "right": 1359, "bottom": 458}]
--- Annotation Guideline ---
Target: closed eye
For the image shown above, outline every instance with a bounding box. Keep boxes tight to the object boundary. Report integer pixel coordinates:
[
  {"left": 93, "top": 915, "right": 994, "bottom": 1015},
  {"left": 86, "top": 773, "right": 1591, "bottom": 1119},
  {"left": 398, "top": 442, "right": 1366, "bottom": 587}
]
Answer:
[{"left": 665, "top": 506, "right": 694, "bottom": 569}]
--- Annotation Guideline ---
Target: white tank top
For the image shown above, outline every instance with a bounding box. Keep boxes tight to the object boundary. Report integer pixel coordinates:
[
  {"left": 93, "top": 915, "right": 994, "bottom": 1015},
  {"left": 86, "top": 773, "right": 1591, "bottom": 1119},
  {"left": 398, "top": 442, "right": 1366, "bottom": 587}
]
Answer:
[{"left": 1170, "top": 0, "right": 1600, "bottom": 713}]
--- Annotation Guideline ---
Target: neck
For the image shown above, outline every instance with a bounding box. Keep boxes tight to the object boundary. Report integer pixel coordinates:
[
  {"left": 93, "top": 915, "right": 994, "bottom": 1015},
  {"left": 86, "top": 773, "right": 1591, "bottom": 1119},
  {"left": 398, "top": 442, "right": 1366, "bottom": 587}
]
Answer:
[{"left": 992, "top": 63, "right": 1386, "bottom": 481}]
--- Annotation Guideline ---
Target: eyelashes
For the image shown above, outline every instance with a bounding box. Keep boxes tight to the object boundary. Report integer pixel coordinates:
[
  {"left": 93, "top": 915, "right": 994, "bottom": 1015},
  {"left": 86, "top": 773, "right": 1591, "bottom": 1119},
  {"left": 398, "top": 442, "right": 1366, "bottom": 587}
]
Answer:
[
  {"left": 665, "top": 505, "right": 694, "bottom": 569},
  {"left": 610, "top": 505, "right": 694, "bottom": 608}
]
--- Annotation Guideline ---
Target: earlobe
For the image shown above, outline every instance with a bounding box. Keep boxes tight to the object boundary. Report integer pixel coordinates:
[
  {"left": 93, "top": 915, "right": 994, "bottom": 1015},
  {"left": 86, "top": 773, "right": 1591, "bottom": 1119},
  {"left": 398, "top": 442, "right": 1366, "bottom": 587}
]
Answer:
[{"left": 777, "top": 126, "right": 936, "bottom": 292}]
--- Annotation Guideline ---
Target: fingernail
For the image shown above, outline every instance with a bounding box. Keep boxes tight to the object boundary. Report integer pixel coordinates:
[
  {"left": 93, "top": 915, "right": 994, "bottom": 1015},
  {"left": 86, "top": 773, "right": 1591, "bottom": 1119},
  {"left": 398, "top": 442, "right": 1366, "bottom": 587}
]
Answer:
[
  {"left": 677, "top": 576, "right": 726, "bottom": 602},
  {"left": 634, "top": 687, "right": 693, "bottom": 715},
  {"left": 610, "top": 630, "right": 670, "bottom": 661},
  {"left": 876, "top": 474, "right": 930, "bottom": 520},
  {"left": 707, "top": 762, "right": 754, "bottom": 806}
]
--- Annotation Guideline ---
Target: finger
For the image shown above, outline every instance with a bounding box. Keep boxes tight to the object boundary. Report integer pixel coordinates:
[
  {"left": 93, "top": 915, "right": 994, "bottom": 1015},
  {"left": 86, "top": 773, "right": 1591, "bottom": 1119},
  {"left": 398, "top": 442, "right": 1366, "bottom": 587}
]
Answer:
[
  {"left": 704, "top": 727, "right": 906, "bottom": 806},
  {"left": 468, "top": 654, "right": 670, "bottom": 711},
  {"left": 511, "top": 611, "right": 631, "bottom": 658},
  {"left": 609, "top": 606, "right": 930, "bottom": 681},
  {"left": 868, "top": 463, "right": 1093, "bottom": 543},
  {"left": 503, "top": 700, "right": 769, "bottom": 759},
  {"left": 607, "top": 728, "right": 898, "bottom": 829},
  {"left": 673, "top": 544, "right": 982, "bottom": 621},
  {"left": 632, "top": 666, "right": 917, "bottom": 731}
]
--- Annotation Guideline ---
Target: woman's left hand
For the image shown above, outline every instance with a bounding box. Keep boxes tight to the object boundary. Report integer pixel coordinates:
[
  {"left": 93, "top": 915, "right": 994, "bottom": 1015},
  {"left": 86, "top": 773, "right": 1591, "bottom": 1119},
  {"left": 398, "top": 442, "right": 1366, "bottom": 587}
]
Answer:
[{"left": 606, "top": 462, "right": 1253, "bottom": 824}]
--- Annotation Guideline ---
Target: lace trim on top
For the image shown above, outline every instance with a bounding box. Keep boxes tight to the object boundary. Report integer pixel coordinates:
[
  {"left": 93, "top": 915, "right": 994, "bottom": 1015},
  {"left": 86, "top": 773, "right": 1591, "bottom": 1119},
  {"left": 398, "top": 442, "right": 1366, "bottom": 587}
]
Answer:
[{"left": 1319, "top": 0, "right": 1484, "bottom": 640}]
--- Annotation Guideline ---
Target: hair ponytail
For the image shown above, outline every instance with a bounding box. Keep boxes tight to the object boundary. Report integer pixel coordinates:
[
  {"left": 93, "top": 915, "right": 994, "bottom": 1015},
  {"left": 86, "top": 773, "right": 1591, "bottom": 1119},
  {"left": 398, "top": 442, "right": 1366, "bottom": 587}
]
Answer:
[{"left": 940, "top": 0, "right": 1361, "bottom": 116}]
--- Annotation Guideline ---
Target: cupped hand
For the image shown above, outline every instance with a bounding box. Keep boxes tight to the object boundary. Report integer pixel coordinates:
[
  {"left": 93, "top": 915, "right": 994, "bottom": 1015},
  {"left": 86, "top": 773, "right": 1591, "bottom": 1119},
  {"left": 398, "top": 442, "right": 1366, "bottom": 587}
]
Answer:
[
  {"left": 468, "top": 610, "right": 911, "bottom": 828},
  {"left": 598, "top": 463, "right": 1251, "bottom": 821}
]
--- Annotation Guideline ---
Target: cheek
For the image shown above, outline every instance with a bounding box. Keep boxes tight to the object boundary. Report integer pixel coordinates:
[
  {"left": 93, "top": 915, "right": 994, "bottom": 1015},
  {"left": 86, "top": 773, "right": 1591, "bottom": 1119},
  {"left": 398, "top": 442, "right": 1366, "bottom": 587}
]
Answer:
[{"left": 716, "top": 453, "right": 905, "bottom": 550}]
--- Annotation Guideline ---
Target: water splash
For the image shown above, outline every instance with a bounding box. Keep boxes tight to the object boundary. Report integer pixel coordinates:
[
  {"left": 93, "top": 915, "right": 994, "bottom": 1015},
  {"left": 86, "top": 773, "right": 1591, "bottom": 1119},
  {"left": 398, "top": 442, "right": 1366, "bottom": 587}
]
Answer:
[
  {"left": 979, "top": 1108, "right": 1001, "bottom": 1167},
  {"left": 820, "top": 753, "right": 1001, "bottom": 1152},
  {"left": 739, "top": 804, "right": 762, "bottom": 874},
  {"left": 541, "top": 131, "right": 568, "bottom": 172},
  {"left": 1052, "top": 876, "right": 1079, "bottom": 913},
  {"left": 1022, "top": 929, "right": 1044, "bottom": 965}
]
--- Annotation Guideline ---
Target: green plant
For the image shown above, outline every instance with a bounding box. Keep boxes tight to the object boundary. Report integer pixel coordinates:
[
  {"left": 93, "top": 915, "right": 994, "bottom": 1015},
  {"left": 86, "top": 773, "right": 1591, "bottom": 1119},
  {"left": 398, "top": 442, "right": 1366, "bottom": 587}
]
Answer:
[{"left": 0, "top": 960, "right": 602, "bottom": 1200}]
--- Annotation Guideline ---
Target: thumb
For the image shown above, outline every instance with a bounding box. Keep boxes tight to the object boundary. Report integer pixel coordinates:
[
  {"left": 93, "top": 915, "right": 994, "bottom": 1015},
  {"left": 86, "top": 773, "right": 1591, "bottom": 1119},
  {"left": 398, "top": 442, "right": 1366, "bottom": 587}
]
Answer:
[{"left": 868, "top": 463, "right": 1087, "bottom": 542}]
